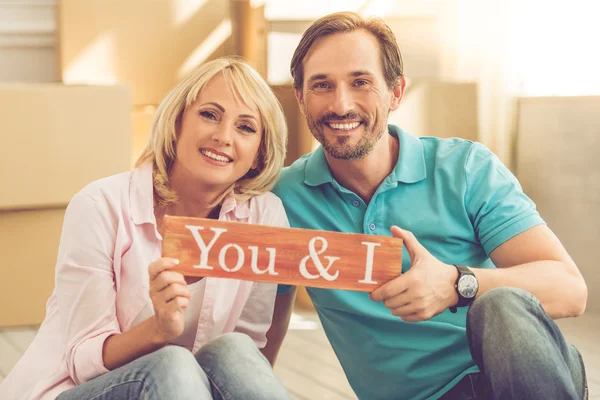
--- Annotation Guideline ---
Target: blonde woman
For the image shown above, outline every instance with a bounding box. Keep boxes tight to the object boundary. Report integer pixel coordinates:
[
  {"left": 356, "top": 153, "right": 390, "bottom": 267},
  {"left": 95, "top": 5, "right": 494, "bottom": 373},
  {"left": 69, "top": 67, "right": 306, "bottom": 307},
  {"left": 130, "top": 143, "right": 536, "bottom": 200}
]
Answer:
[{"left": 0, "top": 57, "right": 292, "bottom": 400}]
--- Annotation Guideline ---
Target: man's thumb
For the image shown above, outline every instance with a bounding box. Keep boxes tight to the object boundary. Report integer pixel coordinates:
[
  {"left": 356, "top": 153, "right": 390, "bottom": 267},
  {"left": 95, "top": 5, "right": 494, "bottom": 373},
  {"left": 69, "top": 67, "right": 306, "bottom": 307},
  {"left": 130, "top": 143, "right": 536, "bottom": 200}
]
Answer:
[{"left": 390, "top": 225, "right": 425, "bottom": 262}]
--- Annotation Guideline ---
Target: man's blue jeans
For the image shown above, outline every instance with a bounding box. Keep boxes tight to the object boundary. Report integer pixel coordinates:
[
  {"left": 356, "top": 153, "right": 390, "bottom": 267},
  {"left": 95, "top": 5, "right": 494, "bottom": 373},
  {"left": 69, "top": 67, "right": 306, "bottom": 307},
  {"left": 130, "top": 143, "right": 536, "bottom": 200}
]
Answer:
[
  {"left": 57, "top": 332, "right": 291, "bottom": 400},
  {"left": 443, "top": 287, "right": 588, "bottom": 399}
]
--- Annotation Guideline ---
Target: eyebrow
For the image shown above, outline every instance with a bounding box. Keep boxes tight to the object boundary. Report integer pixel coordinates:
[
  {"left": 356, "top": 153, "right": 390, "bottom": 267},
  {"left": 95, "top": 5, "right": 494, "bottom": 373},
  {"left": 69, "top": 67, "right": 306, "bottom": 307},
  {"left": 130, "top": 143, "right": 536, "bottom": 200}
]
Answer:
[
  {"left": 307, "top": 70, "right": 376, "bottom": 84},
  {"left": 202, "top": 102, "right": 225, "bottom": 112},
  {"left": 307, "top": 73, "right": 328, "bottom": 84},
  {"left": 201, "top": 102, "right": 258, "bottom": 121},
  {"left": 350, "top": 70, "right": 375, "bottom": 78}
]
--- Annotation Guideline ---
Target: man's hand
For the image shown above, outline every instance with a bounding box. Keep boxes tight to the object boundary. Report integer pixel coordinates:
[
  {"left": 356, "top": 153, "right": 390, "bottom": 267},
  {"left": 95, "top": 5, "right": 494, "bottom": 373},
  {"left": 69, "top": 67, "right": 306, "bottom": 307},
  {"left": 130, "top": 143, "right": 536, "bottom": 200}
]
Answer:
[{"left": 370, "top": 226, "right": 459, "bottom": 322}]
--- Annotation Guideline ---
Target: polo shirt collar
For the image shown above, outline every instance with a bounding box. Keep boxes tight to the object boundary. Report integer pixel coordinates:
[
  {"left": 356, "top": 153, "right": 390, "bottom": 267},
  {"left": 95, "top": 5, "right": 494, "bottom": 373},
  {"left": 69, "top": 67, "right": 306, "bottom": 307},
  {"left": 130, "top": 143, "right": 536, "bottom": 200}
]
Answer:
[{"left": 303, "top": 125, "right": 427, "bottom": 187}]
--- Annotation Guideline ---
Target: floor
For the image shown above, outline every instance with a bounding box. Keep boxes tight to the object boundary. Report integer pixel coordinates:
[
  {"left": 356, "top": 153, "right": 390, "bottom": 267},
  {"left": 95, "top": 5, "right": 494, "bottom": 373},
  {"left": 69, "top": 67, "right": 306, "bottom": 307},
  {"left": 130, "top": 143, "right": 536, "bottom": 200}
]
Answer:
[{"left": 1, "top": 310, "right": 598, "bottom": 399}]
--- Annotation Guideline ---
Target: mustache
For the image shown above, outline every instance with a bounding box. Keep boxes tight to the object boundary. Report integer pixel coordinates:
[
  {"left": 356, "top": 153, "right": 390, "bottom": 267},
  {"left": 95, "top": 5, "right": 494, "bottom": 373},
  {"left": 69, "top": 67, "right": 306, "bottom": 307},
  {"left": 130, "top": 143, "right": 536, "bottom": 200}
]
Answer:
[{"left": 317, "top": 112, "right": 365, "bottom": 124}]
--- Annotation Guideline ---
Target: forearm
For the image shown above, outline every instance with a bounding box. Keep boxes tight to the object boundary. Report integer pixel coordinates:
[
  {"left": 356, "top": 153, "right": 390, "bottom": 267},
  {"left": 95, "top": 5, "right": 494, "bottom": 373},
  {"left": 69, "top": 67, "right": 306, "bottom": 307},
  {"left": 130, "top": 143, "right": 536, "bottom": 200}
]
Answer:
[
  {"left": 260, "top": 288, "right": 297, "bottom": 365},
  {"left": 102, "top": 317, "right": 167, "bottom": 370},
  {"left": 472, "top": 260, "right": 587, "bottom": 319}
]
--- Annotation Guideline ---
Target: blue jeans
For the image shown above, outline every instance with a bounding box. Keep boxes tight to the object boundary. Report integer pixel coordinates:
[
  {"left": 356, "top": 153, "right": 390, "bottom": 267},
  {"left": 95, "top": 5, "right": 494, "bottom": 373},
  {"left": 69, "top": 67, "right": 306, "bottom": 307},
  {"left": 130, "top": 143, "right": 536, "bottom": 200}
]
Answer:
[
  {"left": 57, "top": 332, "right": 291, "bottom": 400},
  {"left": 442, "top": 287, "right": 588, "bottom": 400}
]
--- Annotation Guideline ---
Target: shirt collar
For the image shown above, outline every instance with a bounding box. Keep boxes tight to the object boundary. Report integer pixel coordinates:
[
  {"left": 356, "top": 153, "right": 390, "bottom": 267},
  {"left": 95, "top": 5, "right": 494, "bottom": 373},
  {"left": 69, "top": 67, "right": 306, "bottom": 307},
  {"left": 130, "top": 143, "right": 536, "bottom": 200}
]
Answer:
[
  {"left": 304, "top": 125, "right": 427, "bottom": 187},
  {"left": 130, "top": 163, "right": 155, "bottom": 225},
  {"left": 388, "top": 125, "right": 427, "bottom": 184},
  {"left": 221, "top": 195, "right": 251, "bottom": 219},
  {"left": 129, "top": 163, "right": 252, "bottom": 226},
  {"left": 304, "top": 145, "right": 333, "bottom": 187}
]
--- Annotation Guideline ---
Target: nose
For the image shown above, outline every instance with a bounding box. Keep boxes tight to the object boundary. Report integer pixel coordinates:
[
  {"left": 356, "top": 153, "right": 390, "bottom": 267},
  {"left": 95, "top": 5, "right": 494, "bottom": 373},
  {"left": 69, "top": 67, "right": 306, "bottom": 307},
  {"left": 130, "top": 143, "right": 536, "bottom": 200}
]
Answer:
[
  {"left": 331, "top": 85, "right": 355, "bottom": 116},
  {"left": 211, "top": 123, "right": 234, "bottom": 146}
]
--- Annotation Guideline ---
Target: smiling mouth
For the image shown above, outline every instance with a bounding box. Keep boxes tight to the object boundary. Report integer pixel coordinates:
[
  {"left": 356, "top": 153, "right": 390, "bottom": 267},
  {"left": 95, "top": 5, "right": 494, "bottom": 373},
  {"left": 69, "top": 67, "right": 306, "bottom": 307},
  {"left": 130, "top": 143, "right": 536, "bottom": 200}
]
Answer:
[
  {"left": 326, "top": 121, "right": 362, "bottom": 131},
  {"left": 200, "top": 149, "right": 233, "bottom": 163}
]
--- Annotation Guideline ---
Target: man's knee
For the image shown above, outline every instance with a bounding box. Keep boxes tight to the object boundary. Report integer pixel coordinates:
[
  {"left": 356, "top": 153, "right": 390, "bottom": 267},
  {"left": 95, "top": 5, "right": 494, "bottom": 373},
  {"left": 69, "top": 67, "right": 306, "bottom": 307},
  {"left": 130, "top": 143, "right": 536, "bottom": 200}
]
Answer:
[
  {"left": 466, "top": 287, "right": 543, "bottom": 347},
  {"left": 468, "top": 287, "right": 539, "bottom": 322}
]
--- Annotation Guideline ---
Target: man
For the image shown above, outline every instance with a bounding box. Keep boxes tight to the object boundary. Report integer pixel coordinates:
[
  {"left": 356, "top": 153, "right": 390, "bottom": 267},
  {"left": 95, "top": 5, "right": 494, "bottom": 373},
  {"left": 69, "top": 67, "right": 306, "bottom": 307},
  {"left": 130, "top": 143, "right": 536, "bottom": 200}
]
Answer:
[{"left": 265, "top": 11, "right": 588, "bottom": 400}]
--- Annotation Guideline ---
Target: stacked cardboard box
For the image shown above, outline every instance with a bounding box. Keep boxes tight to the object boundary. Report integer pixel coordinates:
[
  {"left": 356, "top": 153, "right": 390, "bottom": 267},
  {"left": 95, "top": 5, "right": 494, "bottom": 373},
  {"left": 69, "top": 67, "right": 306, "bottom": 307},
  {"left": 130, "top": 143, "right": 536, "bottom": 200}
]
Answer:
[
  {"left": 57, "top": 0, "right": 254, "bottom": 166},
  {"left": 516, "top": 96, "right": 600, "bottom": 313},
  {"left": 389, "top": 81, "right": 479, "bottom": 141},
  {"left": 0, "top": 84, "right": 131, "bottom": 327}
]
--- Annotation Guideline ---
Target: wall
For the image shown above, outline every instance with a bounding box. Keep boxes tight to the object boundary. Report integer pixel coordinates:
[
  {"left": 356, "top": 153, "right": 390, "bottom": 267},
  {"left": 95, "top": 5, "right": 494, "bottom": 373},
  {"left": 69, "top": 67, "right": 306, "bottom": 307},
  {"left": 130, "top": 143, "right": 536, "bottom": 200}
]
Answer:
[
  {"left": 0, "top": 0, "right": 58, "bottom": 83},
  {"left": 516, "top": 96, "right": 600, "bottom": 313}
]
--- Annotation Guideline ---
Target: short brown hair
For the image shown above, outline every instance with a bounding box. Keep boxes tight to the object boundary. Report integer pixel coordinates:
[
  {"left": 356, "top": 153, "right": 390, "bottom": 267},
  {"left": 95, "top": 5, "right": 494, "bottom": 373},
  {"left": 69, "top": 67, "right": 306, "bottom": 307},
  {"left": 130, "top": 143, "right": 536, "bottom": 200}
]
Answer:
[{"left": 290, "top": 12, "right": 404, "bottom": 91}]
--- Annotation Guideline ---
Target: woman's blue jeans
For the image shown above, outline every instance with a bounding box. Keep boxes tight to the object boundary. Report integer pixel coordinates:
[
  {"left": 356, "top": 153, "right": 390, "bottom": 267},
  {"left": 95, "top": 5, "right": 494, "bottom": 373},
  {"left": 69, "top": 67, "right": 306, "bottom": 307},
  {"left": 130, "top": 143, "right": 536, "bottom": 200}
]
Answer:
[{"left": 57, "top": 332, "right": 291, "bottom": 400}]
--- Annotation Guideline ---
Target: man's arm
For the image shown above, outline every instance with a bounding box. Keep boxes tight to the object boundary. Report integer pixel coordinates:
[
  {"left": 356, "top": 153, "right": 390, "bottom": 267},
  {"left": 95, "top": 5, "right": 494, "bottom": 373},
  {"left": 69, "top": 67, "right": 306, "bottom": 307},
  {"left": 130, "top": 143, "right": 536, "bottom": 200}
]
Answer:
[
  {"left": 261, "top": 287, "right": 297, "bottom": 365},
  {"left": 371, "top": 225, "right": 587, "bottom": 322},
  {"left": 476, "top": 224, "right": 587, "bottom": 319}
]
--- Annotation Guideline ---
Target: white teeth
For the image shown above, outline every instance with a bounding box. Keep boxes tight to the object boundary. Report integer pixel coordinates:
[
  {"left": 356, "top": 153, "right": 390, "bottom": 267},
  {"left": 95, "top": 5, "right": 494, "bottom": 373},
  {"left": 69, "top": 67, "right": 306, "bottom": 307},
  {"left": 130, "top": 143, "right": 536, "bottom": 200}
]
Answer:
[
  {"left": 201, "top": 150, "right": 232, "bottom": 162},
  {"left": 328, "top": 122, "right": 360, "bottom": 130}
]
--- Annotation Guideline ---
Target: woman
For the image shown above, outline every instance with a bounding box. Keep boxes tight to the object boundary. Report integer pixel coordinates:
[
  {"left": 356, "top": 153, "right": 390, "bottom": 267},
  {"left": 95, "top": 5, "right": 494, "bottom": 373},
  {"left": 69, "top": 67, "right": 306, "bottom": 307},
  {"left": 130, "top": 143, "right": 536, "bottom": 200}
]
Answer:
[{"left": 0, "top": 57, "right": 291, "bottom": 400}]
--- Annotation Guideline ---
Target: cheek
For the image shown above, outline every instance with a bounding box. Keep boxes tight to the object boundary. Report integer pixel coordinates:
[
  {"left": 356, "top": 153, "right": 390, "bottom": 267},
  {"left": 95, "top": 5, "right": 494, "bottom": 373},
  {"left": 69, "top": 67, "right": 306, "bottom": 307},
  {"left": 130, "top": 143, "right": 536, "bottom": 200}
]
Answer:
[
  {"left": 304, "top": 92, "right": 322, "bottom": 111},
  {"left": 304, "top": 99, "right": 326, "bottom": 120},
  {"left": 177, "top": 133, "right": 193, "bottom": 149},
  {"left": 177, "top": 122, "right": 197, "bottom": 146},
  {"left": 239, "top": 136, "right": 262, "bottom": 164},
  {"left": 174, "top": 133, "right": 198, "bottom": 162}
]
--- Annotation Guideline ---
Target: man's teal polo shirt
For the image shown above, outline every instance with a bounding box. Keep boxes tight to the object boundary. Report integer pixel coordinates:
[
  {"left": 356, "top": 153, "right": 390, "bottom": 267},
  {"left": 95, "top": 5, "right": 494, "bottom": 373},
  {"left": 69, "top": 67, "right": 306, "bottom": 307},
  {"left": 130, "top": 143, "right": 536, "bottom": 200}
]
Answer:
[{"left": 273, "top": 125, "right": 544, "bottom": 400}]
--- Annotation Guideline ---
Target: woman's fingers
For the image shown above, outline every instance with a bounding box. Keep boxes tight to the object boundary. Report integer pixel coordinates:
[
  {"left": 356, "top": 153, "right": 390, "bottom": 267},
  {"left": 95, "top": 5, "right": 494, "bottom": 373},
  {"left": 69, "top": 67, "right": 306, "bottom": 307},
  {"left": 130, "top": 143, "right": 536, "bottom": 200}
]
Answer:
[
  {"left": 167, "top": 296, "right": 190, "bottom": 312},
  {"left": 148, "top": 257, "right": 180, "bottom": 281},
  {"left": 150, "top": 270, "right": 187, "bottom": 293},
  {"left": 152, "top": 282, "right": 191, "bottom": 305}
]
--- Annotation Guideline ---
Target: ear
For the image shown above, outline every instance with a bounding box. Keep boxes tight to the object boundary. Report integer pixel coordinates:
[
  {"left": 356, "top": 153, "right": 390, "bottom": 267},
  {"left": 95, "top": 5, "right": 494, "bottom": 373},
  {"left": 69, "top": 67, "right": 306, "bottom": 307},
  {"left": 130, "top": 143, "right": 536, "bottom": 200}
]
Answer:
[
  {"left": 389, "top": 76, "right": 406, "bottom": 112},
  {"left": 294, "top": 89, "right": 306, "bottom": 116}
]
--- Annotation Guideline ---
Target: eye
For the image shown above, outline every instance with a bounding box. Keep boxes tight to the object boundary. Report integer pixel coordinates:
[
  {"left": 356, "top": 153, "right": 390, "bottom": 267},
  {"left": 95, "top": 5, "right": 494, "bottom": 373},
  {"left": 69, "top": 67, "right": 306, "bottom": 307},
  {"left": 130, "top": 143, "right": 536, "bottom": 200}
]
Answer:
[
  {"left": 238, "top": 124, "right": 257, "bottom": 134},
  {"left": 312, "top": 82, "right": 331, "bottom": 90},
  {"left": 200, "top": 110, "right": 218, "bottom": 120},
  {"left": 353, "top": 79, "right": 369, "bottom": 87}
]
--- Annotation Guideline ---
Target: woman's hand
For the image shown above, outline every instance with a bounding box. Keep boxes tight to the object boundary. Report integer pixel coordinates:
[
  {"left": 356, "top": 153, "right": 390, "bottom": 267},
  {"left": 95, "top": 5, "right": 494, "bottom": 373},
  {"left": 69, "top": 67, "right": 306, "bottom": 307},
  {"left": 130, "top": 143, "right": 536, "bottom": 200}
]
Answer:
[{"left": 148, "top": 258, "right": 190, "bottom": 342}]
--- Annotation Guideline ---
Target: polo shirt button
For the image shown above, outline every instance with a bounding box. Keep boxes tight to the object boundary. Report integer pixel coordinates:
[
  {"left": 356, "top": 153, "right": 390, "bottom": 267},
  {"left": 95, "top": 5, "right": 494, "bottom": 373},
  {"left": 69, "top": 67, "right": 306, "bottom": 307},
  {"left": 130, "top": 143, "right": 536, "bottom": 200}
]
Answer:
[
  {"left": 352, "top": 200, "right": 360, "bottom": 207},
  {"left": 369, "top": 223, "right": 376, "bottom": 230}
]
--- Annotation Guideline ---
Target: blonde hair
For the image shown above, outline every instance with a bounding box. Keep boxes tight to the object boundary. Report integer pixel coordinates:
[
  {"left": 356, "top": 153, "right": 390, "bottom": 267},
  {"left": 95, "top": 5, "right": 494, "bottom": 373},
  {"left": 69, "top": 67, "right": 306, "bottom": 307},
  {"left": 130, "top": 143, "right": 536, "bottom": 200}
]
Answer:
[
  {"left": 136, "top": 56, "right": 287, "bottom": 208},
  {"left": 291, "top": 12, "right": 403, "bottom": 91}
]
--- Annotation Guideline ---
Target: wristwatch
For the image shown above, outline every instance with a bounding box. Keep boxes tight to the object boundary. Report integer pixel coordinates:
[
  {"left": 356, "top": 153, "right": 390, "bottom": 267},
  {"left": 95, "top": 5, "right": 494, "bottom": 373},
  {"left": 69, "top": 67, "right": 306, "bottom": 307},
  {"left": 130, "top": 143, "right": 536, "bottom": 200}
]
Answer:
[{"left": 449, "top": 265, "right": 479, "bottom": 313}]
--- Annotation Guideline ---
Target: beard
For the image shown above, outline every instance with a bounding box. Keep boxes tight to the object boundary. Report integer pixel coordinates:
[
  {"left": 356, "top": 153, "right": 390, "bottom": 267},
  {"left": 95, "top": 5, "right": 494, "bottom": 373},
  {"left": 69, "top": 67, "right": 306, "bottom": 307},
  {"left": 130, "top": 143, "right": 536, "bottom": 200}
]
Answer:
[{"left": 304, "top": 109, "right": 387, "bottom": 160}]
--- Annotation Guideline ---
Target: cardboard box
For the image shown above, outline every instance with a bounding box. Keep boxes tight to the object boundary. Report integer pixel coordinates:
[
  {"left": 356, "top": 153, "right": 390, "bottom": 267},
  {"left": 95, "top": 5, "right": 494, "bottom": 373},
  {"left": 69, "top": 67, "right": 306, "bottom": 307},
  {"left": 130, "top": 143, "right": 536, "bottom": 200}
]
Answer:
[
  {"left": 0, "top": 83, "right": 132, "bottom": 211},
  {"left": 517, "top": 96, "right": 600, "bottom": 313},
  {"left": 389, "top": 81, "right": 479, "bottom": 141},
  {"left": 131, "top": 105, "right": 157, "bottom": 167},
  {"left": 0, "top": 207, "right": 65, "bottom": 327},
  {"left": 58, "top": 0, "right": 234, "bottom": 106},
  {"left": 271, "top": 84, "right": 316, "bottom": 165}
]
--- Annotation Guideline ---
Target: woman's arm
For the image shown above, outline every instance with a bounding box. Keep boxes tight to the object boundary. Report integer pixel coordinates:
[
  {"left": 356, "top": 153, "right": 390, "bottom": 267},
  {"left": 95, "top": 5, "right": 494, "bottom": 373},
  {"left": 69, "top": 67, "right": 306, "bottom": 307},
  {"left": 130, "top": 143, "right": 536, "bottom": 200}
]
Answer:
[
  {"left": 102, "top": 258, "right": 190, "bottom": 370},
  {"left": 101, "top": 317, "right": 166, "bottom": 370},
  {"left": 56, "top": 192, "right": 123, "bottom": 384},
  {"left": 249, "top": 196, "right": 296, "bottom": 365},
  {"left": 57, "top": 193, "right": 190, "bottom": 382},
  {"left": 260, "top": 287, "right": 297, "bottom": 365}
]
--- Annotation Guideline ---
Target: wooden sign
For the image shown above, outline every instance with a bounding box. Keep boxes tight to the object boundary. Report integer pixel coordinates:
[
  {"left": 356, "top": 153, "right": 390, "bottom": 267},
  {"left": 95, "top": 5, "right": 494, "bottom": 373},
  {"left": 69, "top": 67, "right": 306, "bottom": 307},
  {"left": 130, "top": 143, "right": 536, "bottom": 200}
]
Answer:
[{"left": 162, "top": 215, "right": 402, "bottom": 292}]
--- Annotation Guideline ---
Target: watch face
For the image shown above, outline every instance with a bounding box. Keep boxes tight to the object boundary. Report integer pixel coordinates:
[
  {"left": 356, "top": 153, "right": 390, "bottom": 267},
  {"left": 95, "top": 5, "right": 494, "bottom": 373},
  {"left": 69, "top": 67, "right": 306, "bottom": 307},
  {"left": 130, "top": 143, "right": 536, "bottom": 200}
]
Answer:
[{"left": 458, "top": 275, "right": 478, "bottom": 299}]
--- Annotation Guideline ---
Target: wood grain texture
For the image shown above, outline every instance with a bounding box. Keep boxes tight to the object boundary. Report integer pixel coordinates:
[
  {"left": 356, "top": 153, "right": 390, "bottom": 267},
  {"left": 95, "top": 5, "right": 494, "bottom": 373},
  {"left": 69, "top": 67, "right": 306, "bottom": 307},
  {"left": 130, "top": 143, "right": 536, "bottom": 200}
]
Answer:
[{"left": 162, "top": 215, "right": 402, "bottom": 292}]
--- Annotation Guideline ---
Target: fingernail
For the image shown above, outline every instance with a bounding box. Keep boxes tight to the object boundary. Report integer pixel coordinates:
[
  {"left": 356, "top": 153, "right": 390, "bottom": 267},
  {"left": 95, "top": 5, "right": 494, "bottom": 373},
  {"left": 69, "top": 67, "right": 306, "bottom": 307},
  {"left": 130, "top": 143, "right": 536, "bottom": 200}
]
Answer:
[{"left": 169, "top": 258, "right": 180, "bottom": 265}]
